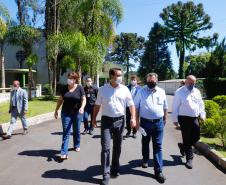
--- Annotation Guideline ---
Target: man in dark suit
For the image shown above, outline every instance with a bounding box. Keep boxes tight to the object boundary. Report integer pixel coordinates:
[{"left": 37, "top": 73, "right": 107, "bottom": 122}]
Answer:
[{"left": 125, "top": 75, "right": 142, "bottom": 138}]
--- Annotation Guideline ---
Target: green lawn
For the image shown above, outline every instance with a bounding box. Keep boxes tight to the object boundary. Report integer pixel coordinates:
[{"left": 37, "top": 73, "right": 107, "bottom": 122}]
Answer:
[
  {"left": 200, "top": 137, "right": 226, "bottom": 157},
  {"left": 0, "top": 97, "right": 57, "bottom": 124}
]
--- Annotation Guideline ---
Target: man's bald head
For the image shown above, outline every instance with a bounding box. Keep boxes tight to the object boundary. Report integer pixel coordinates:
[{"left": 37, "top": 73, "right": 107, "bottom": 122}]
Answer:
[
  {"left": 186, "top": 75, "right": 196, "bottom": 83},
  {"left": 185, "top": 75, "right": 196, "bottom": 91}
]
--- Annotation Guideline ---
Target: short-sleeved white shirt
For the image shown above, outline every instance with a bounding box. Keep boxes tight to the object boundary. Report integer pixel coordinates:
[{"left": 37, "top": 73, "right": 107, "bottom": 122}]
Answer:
[{"left": 95, "top": 84, "right": 134, "bottom": 117}]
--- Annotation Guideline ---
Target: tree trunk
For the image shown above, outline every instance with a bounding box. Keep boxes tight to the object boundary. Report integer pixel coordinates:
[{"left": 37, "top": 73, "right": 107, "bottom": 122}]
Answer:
[
  {"left": 77, "top": 58, "right": 82, "bottom": 85},
  {"left": 0, "top": 47, "right": 5, "bottom": 92},
  {"left": 16, "top": 0, "right": 25, "bottom": 25},
  {"left": 28, "top": 67, "right": 32, "bottom": 100},
  {"left": 178, "top": 45, "right": 185, "bottom": 79},
  {"left": 126, "top": 56, "right": 129, "bottom": 85}
]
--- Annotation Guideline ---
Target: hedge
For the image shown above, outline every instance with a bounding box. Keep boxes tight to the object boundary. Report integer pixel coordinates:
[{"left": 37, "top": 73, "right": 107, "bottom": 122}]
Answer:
[{"left": 204, "top": 78, "right": 226, "bottom": 99}]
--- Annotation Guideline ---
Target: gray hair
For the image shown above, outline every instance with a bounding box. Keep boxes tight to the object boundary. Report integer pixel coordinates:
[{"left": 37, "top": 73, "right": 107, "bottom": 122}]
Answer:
[{"left": 146, "top": 73, "right": 158, "bottom": 80}]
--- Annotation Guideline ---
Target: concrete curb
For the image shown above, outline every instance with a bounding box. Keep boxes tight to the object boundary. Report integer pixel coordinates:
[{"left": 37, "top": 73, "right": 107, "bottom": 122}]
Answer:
[
  {"left": 0, "top": 111, "right": 58, "bottom": 134},
  {"left": 195, "top": 141, "right": 226, "bottom": 170}
]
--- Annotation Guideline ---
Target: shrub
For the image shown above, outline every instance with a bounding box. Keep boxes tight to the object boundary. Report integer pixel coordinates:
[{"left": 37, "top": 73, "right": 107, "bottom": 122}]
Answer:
[
  {"left": 42, "top": 83, "right": 54, "bottom": 100},
  {"left": 204, "top": 100, "right": 220, "bottom": 118},
  {"left": 201, "top": 118, "right": 218, "bottom": 137},
  {"left": 204, "top": 78, "right": 226, "bottom": 99},
  {"left": 212, "top": 95, "right": 226, "bottom": 109},
  {"left": 216, "top": 109, "right": 226, "bottom": 148}
]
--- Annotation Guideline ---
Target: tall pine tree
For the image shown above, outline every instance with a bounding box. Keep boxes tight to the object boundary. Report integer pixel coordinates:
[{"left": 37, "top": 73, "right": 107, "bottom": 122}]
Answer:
[{"left": 138, "top": 22, "right": 174, "bottom": 81}]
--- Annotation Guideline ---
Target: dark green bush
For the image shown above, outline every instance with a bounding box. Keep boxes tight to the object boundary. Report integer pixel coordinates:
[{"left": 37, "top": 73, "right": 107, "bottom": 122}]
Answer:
[
  {"left": 212, "top": 95, "right": 226, "bottom": 109},
  {"left": 204, "top": 78, "right": 226, "bottom": 99}
]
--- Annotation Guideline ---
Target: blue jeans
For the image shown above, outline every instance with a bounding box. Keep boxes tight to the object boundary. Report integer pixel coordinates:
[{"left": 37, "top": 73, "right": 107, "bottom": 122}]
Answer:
[
  {"left": 140, "top": 117, "right": 164, "bottom": 173},
  {"left": 61, "top": 111, "right": 83, "bottom": 155},
  {"left": 7, "top": 107, "right": 28, "bottom": 136},
  {"left": 83, "top": 104, "right": 94, "bottom": 130}
]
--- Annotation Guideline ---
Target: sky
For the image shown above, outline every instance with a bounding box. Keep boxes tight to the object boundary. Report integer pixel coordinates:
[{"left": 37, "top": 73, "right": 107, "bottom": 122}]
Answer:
[{"left": 1, "top": 0, "right": 226, "bottom": 72}]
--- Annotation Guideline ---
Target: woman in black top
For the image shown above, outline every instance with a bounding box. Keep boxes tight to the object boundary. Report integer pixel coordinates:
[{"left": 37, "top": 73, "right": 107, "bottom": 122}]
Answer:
[{"left": 54, "top": 72, "right": 86, "bottom": 160}]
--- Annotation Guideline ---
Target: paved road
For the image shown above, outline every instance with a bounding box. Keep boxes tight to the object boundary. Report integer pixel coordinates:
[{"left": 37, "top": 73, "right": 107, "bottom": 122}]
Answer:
[{"left": 0, "top": 96, "right": 225, "bottom": 185}]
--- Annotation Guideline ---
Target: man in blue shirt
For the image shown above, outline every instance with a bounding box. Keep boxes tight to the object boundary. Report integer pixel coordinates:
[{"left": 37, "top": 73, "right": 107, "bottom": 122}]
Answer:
[{"left": 134, "top": 73, "right": 168, "bottom": 183}]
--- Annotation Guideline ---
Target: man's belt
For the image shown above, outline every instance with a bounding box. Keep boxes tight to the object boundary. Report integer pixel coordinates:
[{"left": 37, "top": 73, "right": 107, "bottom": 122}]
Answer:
[
  {"left": 102, "top": 115, "right": 124, "bottom": 121},
  {"left": 141, "top": 117, "right": 162, "bottom": 123}
]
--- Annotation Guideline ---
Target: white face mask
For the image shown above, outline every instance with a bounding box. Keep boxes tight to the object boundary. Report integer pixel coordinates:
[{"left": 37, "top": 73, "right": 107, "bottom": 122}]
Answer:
[
  {"left": 67, "top": 79, "right": 75, "bottom": 86},
  {"left": 86, "top": 82, "right": 92, "bottom": 87},
  {"left": 13, "top": 86, "right": 18, "bottom": 91},
  {"left": 131, "top": 80, "right": 137, "bottom": 86},
  {"left": 115, "top": 76, "right": 122, "bottom": 85}
]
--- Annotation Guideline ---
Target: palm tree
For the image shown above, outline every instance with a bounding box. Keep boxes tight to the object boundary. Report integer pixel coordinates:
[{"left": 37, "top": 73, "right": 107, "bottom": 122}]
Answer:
[
  {"left": 48, "top": 32, "right": 107, "bottom": 83},
  {"left": 0, "top": 2, "right": 10, "bottom": 91}
]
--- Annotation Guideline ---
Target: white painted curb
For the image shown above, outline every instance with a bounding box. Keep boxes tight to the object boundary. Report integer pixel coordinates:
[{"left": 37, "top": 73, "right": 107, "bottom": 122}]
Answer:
[{"left": 0, "top": 111, "right": 60, "bottom": 134}]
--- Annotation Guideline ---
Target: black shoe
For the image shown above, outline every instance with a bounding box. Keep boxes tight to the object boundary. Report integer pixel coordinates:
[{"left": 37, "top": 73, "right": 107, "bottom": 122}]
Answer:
[
  {"left": 110, "top": 171, "right": 120, "bottom": 178},
  {"left": 82, "top": 129, "right": 88, "bottom": 135},
  {"left": 23, "top": 129, "right": 28, "bottom": 135},
  {"left": 185, "top": 159, "right": 193, "bottom": 169},
  {"left": 141, "top": 162, "right": 148, "bottom": 168},
  {"left": 125, "top": 132, "right": 130, "bottom": 138},
  {"left": 101, "top": 176, "right": 110, "bottom": 185},
  {"left": 2, "top": 134, "right": 11, "bottom": 140},
  {"left": 155, "top": 172, "right": 166, "bottom": 183},
  {"left": 132, "top": 133, "right": 137, "bottom": 139},
  {"left": 178, "top": 143, "right": 185, "bottom": 156}
]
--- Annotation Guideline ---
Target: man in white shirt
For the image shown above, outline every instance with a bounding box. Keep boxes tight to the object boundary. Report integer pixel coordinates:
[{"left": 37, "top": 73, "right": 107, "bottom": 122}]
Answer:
[
  {"left": 172, "top": 75, "right": 206, "bottom": 169},
  {"left": 92, "top": 68, "right": 136, "bottom": 185}
]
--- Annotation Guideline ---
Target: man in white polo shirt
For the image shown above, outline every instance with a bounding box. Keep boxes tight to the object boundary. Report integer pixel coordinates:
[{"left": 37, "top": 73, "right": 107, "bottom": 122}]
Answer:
[{"left": 92, "top": 68, "right": 136, "bottom": 185}]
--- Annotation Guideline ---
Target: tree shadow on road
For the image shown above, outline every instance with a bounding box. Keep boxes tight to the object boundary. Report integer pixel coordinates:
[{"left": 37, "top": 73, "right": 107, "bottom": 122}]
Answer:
[
  {"left": 42, "top": 165, "right": 102, "bottom": 184},
  {"left": 18, "top": 149, "right": 62, "bottom": 163}
]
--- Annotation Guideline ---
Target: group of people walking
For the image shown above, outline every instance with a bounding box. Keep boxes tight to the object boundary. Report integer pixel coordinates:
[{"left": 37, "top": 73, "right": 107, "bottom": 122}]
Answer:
[{"left": 1, "top": 68, "right": 206, "bottom": 185}]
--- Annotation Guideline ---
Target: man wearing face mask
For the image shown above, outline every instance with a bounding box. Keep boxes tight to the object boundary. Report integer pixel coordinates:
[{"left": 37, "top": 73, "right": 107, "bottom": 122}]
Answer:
[
  {"left": 134, "top": 73, "right": 168, "bottom": 183},
  {"left": 82, "top": 77, "right": 98, "bottom": 135},
  {"left": 2, "top": 80, "right": 28, "bottom": 139},
  {"left": 172, "top": 75, "right": 206, "bottom": 169},
  {"left": 92, "top": 68, "right": 136, "bottom": 185},
  {"left": 125, "top": 75, "right": 141, "bottom": 138}
]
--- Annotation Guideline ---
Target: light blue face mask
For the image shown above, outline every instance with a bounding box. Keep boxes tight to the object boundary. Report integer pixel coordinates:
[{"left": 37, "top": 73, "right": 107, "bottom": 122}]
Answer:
[{"left": 186, "top": 84, "right": 195, "bottom": 91}]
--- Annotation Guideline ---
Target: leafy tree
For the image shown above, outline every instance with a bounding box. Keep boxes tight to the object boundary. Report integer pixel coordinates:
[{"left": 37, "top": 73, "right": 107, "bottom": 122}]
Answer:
[
  {"left": 185, "top": 52, "right": 211, "bottom": 78},
  {"left": 138, "top": 22, "right": 175, "bottom": 81},
  {"left": 109, "top": 32, "right": 145, "bottom": 84},
  {"left": 7, "top": 25, "right": 41, "bottom": 99},
  {"left": 45, "top": 0, "right": 123, "bottom": 94},
  {"left": 207, "top": 38, "right": 226, "bottom": 77},
  {"left": 160, "top": 1, "right": 215, "bottom": 78}
]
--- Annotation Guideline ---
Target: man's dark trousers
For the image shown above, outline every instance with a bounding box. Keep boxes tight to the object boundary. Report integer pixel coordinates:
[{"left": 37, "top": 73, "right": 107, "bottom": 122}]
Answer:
[
  {"left": 83, "top": 104, "right": 94, "bottom": 130},
  {"left": 178, "top": 116, "right": 200, "bottom": 160},
  {"left": 101, "top": 116, "right": 124, "bottom": 178}
]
